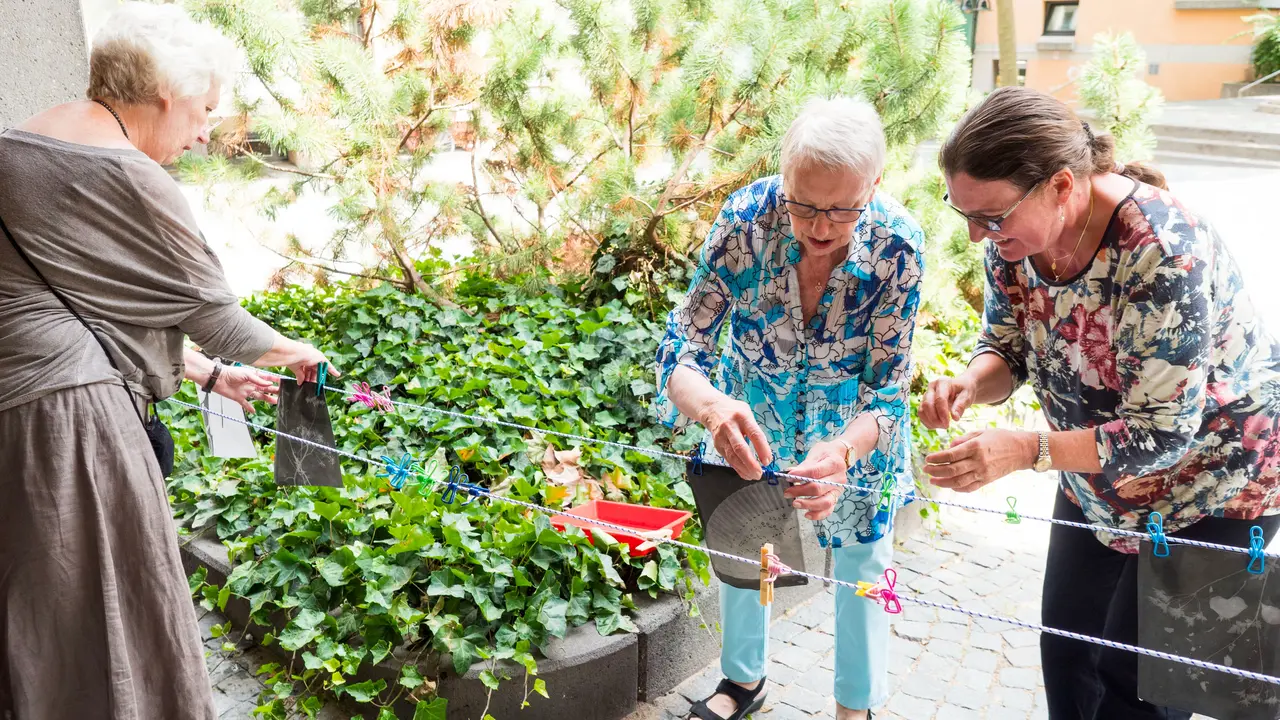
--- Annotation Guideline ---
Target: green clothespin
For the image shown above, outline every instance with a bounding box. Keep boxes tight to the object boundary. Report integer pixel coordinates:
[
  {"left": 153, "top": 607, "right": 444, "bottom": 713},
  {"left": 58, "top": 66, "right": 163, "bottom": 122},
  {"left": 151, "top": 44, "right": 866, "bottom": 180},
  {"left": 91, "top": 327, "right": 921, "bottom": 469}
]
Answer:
[
  {"left": 878, "top": 481, "right": 894, "bottom": 511},
  {"left": 1005, "top": 496, "right": 1021, "bottom": 524},
  {"left": 315, "top": 362, "right": 328, "bottom": 397}
]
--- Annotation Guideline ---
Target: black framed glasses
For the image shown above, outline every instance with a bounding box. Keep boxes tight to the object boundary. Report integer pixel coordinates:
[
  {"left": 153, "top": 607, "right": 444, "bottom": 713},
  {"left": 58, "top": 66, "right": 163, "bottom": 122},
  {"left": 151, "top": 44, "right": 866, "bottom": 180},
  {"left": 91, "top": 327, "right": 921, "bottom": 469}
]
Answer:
[
  {"left": 943, "top": 180, "right": 1044, "bottom": 233},
  {"left": 780, "top": 195, "right": 867, "bottom": 224}
]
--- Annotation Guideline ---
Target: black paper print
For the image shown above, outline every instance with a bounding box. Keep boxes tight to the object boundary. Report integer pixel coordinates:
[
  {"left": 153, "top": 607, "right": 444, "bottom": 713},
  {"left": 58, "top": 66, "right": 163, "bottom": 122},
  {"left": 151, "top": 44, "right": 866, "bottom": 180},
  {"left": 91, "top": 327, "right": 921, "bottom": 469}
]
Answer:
[
  {"left": 275, "top": 380, "right": 342, "bottom": 487},
  {"left": 1138, "top": 541, "right": 1280, "bottom": 719},
  {"left": 687, "top": 462, "right": 808, "bottom": 590}
]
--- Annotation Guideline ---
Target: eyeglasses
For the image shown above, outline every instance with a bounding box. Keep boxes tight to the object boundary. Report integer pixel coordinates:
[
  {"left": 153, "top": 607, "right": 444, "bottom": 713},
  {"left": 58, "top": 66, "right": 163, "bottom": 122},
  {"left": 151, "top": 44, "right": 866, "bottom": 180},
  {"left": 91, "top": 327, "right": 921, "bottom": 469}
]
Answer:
[
  {"left": 943, "top": 180, "right": 1044, "bottom": 233},
  {"left": 780, "top": 195, "right": 867, "bottom": 224}
]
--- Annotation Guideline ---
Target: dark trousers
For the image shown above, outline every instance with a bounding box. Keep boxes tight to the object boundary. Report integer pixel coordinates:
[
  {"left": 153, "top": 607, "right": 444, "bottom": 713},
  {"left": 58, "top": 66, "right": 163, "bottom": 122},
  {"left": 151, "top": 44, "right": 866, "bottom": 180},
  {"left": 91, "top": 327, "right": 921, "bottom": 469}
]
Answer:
[{"left": 1040, "top": 490, "right": 1280, "bottom": 720}]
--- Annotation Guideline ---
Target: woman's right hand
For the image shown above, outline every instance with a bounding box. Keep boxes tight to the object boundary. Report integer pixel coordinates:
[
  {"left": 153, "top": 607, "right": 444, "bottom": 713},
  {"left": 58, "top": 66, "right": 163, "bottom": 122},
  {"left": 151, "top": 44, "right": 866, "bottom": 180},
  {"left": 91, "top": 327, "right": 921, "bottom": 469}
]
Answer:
[
  {"left": 286, "top": 341, "right": 338, "bottom": 385},
  {"left": 919, "top": 374, "right": 976, "bottom": 430},
  {"left": 699, "top": 396, "right": 773, "bottom": 480}
]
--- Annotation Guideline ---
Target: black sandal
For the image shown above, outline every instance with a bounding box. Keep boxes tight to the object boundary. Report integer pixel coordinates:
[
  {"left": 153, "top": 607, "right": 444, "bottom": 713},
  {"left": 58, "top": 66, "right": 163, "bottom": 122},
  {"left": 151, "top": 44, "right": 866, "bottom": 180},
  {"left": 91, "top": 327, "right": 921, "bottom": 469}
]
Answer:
[{"left": 688, "top": 678, "right": 767, "bottom": 720}]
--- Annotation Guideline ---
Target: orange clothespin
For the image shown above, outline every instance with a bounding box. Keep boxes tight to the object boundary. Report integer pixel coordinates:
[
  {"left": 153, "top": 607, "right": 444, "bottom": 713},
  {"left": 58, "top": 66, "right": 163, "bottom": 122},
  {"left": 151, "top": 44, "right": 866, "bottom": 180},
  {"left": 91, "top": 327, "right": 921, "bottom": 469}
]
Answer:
[{"left": 760, "top": 544, "right": 774, "bottom": 606}]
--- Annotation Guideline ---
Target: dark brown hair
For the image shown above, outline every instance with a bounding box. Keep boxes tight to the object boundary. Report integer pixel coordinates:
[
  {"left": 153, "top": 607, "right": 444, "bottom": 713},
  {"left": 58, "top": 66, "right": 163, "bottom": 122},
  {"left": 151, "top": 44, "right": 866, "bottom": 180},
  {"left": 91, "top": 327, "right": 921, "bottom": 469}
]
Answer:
[{"left": 940, "top": 86, "right": 1167, "bottom": 191}]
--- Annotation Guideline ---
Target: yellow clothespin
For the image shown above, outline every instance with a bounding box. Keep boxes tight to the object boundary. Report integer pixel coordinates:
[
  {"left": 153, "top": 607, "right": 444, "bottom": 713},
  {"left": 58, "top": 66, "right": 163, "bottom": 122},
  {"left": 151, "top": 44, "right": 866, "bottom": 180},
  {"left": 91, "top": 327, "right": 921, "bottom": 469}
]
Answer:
[
  {"left": 759, "top": 543, "right": 774, "bottom": 607},
  {"left": 855, "top": 580, "right": 880, "bottom": 598}
]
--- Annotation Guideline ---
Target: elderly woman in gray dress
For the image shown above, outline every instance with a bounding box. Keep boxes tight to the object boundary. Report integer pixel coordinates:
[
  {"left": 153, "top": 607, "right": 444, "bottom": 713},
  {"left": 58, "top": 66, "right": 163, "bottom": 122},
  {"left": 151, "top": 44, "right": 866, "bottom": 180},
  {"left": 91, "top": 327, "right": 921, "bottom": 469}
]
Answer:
[{"left": 0, "top": 4, "right": 334, "bottom": 718}]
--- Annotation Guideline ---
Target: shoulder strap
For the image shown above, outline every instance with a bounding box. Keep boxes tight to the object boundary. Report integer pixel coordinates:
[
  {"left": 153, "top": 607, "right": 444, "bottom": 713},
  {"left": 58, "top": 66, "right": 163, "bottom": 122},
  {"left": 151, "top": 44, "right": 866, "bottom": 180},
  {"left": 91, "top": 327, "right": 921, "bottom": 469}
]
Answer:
[{"left": 0, "top": 212, "right": 147, "bottom": 425}]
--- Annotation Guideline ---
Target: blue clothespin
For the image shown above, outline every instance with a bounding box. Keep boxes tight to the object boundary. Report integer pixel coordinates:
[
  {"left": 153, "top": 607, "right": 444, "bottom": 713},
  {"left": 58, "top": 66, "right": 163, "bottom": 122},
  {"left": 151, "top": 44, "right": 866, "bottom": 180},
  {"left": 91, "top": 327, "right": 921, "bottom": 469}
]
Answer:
[
  {"left": 831, "top": 536, "right": 843, "bottom": 549},
  {"left": 816, "top": 526, "right": 829, "bottom": 549},
  {"left": 762, "top": 461, "right": 780, "bottom": 486},
  {"left": 1147, "top": 511, "right": 1170, "bottom": 558},
  {"left": 691, "top": 442, "right": 705, "bottom": 476},
  {"left": 1248, "top": 526, "right": 1266, "bottom": 575},
  {"left": 441, "top": 465, "right": 465, "bottom": 504},
  {"left": 460, "top": 482, "right": 486, "bottom": 506},
  {"left": 315, "top": 362, "right": 328, "bottom": 397},
  {"left": 378, "top": 453, "right": 419, "bottom": 491}
]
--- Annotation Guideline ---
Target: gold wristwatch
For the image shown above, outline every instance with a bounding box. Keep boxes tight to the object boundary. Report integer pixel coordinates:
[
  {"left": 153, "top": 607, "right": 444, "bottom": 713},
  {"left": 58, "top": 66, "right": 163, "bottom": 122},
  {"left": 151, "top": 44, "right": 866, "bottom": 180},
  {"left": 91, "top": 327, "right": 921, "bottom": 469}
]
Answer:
[{"left": 1032, "top": 431, "right": 1052, "bottom": 472}]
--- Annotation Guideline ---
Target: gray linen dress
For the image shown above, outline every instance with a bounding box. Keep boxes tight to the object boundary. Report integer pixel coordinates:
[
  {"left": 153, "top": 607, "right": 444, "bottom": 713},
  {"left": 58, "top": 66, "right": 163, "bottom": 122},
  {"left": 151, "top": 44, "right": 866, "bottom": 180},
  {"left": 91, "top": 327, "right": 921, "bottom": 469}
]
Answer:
[{"left": 0, "top": 129, "right": 276, "bottom": 720}]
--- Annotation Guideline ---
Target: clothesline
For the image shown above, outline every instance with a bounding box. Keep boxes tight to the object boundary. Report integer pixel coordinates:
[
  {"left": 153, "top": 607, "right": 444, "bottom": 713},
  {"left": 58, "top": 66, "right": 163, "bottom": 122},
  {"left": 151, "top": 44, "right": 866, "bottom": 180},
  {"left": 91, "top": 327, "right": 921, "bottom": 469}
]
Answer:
[
  {"left": 168, "top": 397, "right": 1280, "bottom": 687},
  {"left": 248, "top": 370, "right": 1280, "bottom": 562}
]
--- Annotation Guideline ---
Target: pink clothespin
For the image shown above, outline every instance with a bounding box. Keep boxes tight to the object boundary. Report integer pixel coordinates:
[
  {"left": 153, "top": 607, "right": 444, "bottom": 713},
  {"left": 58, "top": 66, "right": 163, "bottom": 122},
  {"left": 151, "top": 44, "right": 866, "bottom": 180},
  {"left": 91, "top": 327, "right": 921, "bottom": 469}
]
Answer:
[
  {"left": 348, "top": 382, "right": 394, "bottom": 412},
  {"left": 856, "top": 568, "right": 902, "bottom": 615}
]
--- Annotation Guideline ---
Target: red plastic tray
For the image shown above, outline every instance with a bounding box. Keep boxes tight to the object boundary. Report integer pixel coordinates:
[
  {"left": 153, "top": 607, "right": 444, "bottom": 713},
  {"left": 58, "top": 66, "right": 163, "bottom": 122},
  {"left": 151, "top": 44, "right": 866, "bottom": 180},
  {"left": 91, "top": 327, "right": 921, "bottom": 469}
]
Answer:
[{"left": 550, "top": 500, "right": 693, "bottom": 557}]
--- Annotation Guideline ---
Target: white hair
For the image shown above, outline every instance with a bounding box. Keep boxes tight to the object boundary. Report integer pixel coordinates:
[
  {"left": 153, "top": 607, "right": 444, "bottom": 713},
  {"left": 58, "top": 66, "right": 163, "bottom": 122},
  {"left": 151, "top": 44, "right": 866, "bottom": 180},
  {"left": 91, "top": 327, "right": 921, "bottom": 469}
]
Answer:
[
  {"left": 780, "top": 96, "right": 887, "bottom": 183},
  {"left": 87, "top": 2, "right": 239, "bottom": 103}
]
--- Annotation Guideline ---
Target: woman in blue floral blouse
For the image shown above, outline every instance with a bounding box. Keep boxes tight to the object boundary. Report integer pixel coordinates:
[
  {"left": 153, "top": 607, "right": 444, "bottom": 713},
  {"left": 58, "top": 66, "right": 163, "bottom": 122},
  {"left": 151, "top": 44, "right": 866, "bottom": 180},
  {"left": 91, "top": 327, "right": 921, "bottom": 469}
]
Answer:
[
  {"left": 921, "top": 87, "right": 1280, "bottom": 719},
  {"left": 656, "top": 97, "right": 924, "bottom": 720}
]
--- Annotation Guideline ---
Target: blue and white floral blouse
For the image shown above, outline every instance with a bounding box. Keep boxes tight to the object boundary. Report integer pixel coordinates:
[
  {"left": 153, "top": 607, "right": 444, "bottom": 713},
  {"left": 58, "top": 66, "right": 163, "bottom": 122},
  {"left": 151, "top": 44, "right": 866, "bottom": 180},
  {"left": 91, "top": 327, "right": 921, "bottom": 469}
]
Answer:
[{"left": 655, "top": 175, "right": 925, "bottom": 546}]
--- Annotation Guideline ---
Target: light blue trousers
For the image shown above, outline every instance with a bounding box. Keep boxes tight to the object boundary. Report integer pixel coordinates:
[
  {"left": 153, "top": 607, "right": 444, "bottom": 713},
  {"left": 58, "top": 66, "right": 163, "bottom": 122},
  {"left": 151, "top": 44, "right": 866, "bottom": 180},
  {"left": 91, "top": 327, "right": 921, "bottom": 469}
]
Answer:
[{"left": 719, "top": 532, "right": 894, "bottom": 710}]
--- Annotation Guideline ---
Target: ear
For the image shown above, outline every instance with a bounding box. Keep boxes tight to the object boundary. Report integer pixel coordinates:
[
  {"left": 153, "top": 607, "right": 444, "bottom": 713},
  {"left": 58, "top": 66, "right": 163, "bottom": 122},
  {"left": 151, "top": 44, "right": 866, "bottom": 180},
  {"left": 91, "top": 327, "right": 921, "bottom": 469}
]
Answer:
[
  {"left": 1048, "top": 168, "right": 1075, "bottom": 204},
  {"left": 158, "top": 93, "right": 173, "bottom": 114}
]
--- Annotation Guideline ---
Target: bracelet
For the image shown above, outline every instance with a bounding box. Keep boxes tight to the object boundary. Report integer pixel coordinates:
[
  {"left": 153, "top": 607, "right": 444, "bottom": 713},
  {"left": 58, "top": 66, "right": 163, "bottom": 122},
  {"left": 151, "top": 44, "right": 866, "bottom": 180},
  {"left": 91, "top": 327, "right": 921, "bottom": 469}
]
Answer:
[{"left": 202, "top": 361, "right": 224, "bottom": 394}]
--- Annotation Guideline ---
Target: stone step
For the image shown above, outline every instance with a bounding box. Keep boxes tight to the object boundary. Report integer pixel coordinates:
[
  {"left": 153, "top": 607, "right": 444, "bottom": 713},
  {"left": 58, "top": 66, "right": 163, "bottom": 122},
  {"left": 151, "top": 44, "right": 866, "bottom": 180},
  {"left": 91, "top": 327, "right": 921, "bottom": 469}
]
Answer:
[
  {"left": 1151, "top": 123, "right": 1280, "bottom": 146},
  {"left": 1153, "top": 149, "right": 1280, "bottom": 170},
  {"left": 1154, "top": 136, "right": 1280, "bottom": 164}
]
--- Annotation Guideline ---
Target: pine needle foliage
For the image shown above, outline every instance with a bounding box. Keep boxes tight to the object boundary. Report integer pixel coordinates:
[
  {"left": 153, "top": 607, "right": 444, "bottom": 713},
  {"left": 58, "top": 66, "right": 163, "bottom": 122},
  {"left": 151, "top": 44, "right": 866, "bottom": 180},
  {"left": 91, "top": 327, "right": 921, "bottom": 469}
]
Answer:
[{"left": 1077, "top": 32, "right": 1163, "bottom": 163}]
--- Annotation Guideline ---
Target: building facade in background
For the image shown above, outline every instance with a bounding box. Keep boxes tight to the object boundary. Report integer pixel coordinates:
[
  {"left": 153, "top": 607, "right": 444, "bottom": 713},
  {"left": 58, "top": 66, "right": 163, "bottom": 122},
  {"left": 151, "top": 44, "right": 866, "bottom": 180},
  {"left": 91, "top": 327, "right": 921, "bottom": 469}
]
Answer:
[{"left": 970, "top": 0, "right": 1277, "bottom": 102}]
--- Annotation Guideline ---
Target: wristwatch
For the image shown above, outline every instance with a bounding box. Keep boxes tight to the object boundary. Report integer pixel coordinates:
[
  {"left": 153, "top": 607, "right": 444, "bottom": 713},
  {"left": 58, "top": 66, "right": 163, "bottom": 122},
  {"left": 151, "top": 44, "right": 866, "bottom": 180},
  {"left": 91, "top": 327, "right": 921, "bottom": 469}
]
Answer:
[
  {"left": 202, "top": 360, "right": 224, "bottom": 394},
  {"left": 1032, "top": 431, "right": 1052, "bottom": 472},
  {"left": 835, "top": 438, "right": 857, "bottom": 470}
]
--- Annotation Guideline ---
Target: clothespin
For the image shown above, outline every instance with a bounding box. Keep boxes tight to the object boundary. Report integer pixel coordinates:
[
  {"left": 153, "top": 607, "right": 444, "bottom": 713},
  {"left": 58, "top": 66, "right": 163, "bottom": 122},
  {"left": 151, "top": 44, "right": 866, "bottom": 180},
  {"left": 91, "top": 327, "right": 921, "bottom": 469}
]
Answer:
[
  {"left": 378, "top": 453, "right": 419, "bottom": 491},
  {"left": 348, "top": 382, "right": 394, "bottom": 412},
  {"left": 762, "top": 461, "right": 780, "bottom": 486},
  {"left": 877, "top": 480, "right": 894, "bottom": 511},
  {"left": 1248, "top": 526, "right": 1266, "bottom": 575},
  {"left": 691, "top": 442, "right": 705, "bottom": 476},
  {"left": 1147, "top": 511, "right": 1170, "bottom": 558},
  {"left": 856, "top": 568, "right": 902, "bottom": 614},
  {"left": 374, "top": 386, "right": 394, "bottom": 413},
  {"left": 315, "top": 362, "right": 328, "bottom": 397},
  {"left": 636, "top": 528, "right": 674, "bottom": 553},
  {"left": 459, "top": 482, "right": 486, "bottom": 506},
  {"left": 1005, "top": 496, "right": 1021, "bottom": 524},
  {"left": 441, "top": 465, "right": 466, "bottom": 504},
  {"left": 759, "top": 543, "right": 791, "bottom": 606}
]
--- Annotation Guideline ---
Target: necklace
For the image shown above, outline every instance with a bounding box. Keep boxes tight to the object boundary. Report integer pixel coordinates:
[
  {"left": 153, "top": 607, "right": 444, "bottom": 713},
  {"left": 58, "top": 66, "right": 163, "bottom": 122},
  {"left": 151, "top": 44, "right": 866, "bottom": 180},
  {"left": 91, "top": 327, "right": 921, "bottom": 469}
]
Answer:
[
  {"left": 92, "top": 98, "right": 129, "bottom": 139},
  {"left": 1051, "top": 190, "right": 1094, "bottom": 281}
]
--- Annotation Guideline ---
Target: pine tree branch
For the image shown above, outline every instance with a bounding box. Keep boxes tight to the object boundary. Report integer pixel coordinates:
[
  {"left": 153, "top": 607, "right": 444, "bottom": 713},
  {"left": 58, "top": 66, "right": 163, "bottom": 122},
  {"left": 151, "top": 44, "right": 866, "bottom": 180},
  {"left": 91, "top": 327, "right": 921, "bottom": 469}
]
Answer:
[
  {"left": 262, "top": 245, "right": 403, "bottom": 284},
  {"left": 469, "top": 146, "right": 513, "bottom": 252},
  {"left": 244, "top": 152, "right": 340, "bottom": 180}
]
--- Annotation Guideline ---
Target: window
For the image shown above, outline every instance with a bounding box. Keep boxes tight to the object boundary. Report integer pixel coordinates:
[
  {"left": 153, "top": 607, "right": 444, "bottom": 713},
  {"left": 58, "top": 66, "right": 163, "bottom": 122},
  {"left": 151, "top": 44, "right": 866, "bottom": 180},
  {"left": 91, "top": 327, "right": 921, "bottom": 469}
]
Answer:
[
  {"left": 1043, "top": 2, "right": 1079, "bottom": 35},
  {"left": 993, "top": 59, "right": 1028, "bottom": 87}
]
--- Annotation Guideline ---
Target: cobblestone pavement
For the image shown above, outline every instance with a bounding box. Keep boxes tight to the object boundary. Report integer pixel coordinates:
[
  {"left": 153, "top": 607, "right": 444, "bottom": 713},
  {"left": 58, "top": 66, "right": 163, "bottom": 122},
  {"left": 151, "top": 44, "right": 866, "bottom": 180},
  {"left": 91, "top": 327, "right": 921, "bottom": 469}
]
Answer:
[
  {"left": 629, "top": 475, "right": 1059, "bottom": 720},
  {"left": 629, "top": 470, "right": 1235, "bottom": 720}
]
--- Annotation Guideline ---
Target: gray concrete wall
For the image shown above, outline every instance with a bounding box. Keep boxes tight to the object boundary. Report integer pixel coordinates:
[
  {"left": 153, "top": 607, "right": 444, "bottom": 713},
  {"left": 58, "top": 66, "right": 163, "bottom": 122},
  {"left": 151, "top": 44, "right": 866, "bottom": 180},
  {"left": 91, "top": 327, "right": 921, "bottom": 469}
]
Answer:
[{"left": 0, "top": 0, "right": 96, "bottom": 129}]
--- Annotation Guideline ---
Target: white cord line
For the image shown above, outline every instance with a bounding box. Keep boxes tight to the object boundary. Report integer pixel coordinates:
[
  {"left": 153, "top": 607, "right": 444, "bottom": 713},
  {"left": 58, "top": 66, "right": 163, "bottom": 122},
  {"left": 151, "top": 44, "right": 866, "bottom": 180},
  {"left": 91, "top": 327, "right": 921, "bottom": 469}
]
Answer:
[
  {"left": 248, "top": 373, "right": 1280, "bottom": 560},
  {"left": 169, "top": 398, "right": 1280, "bottom": 686}
]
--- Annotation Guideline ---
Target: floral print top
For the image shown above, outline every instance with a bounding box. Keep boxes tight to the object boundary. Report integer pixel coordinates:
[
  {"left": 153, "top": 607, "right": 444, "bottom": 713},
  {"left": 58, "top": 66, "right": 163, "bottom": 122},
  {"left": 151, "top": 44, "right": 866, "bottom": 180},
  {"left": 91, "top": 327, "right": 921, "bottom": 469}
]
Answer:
[
  {"left": 655, "top": 175, "right": 925, "bottom": 546},
  {"left": 975, "top": 180, "right": 1280, "bottom": 552}
]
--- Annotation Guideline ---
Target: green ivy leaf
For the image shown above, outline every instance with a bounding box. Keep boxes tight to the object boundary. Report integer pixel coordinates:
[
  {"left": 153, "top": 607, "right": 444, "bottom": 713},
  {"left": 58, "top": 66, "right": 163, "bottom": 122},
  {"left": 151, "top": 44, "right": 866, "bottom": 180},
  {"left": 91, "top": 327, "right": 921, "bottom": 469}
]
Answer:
[
  {"left": 539, "top": 596, "right": 569, "bottom": 639},
  {"left": 343, "top": 679, "right": 386, "bottom": 703},
  {"left": 479, "top": 669, "right": 500, "bottom": 690},
  {"left": 399, "top": 664, "right": 425, "bottom": 689},
  {"left": 534, "top": 678, "right": 549, "bottom": 699},
  {"left": 412, "top": 698, "right": 448, "bottom": 720}
]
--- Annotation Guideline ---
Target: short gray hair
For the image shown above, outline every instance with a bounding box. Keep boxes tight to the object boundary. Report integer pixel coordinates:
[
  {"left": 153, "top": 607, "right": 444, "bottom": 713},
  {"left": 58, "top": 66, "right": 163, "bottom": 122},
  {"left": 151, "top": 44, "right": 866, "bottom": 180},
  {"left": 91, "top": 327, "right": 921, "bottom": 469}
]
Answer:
[
  {"left": 87, "top": 2, "right": 239, "bottom": 104},
  {"left": 780, "top": 96, "right": 887, "bottom": 183}
]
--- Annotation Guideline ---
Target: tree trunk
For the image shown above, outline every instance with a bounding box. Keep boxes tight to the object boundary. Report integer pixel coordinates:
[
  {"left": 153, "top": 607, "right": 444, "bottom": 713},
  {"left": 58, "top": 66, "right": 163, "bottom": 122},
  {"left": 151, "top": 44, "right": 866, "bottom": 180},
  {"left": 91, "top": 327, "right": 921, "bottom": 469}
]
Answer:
[{"left": 995, "top": 0, "right": 1019, "bottom": 88}]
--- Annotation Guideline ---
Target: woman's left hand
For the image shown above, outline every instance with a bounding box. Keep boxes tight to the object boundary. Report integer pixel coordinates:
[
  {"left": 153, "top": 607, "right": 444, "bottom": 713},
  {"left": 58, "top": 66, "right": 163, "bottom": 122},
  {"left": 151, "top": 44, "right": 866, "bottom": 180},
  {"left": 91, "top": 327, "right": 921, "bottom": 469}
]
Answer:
[
  {"left": 923, "top": 429, "right": 1035, "bottom": 492},
  {"left": 784, "top": 441, "right": 849, "bottom": 521},
  {"left": 215, "top": 366, "right": 280, "bottom": 412}
]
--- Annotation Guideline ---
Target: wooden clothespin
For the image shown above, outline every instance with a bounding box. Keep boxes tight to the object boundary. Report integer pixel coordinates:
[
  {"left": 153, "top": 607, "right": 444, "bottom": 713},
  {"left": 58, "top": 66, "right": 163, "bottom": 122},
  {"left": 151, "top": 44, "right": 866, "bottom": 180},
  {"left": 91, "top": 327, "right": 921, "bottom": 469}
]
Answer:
[{"left": 759, "top": 543, "right": 774, "bottom": 607}]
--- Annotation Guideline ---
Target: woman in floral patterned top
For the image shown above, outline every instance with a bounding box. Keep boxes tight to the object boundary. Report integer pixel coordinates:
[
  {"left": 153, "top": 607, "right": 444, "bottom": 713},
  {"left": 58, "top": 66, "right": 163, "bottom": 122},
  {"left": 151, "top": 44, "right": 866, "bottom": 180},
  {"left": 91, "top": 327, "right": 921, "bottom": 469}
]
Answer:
[
  {"left": 656, "top": 97, "right": 923, "bottom": 720},
  {"left": 921, "top": 87, "right": 1280, "bottom": 719}
]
